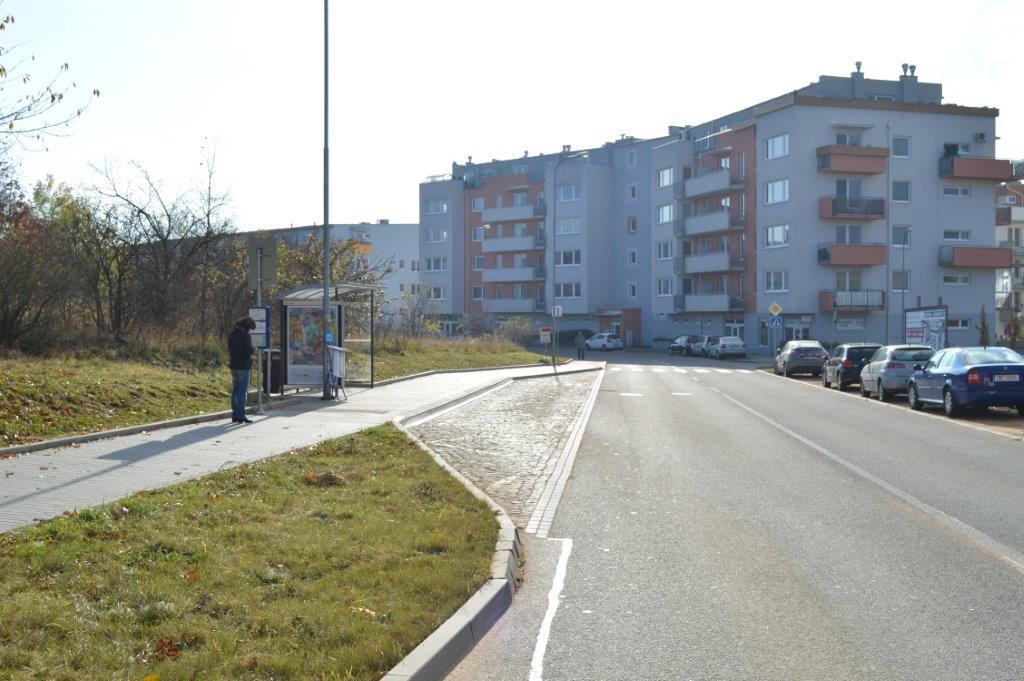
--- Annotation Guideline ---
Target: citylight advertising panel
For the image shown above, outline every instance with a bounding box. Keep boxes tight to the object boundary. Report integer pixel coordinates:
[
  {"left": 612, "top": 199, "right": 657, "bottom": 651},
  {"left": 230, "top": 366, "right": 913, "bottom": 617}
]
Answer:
[
  {"left": 285, "top": 304, "right": 340, "bottom": 385},
  {"left": 905, "top": 306, "right": 947, "bottom": 350}
]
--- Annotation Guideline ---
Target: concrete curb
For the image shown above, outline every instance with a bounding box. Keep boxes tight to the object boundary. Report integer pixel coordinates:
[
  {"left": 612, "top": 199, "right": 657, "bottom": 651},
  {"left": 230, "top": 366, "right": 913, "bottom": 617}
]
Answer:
[
  {"left": 0, "top": 393, "right": 310, "bottom": 459},
  {"left": 382, "top": 363, "right": 604, "bottom": 681},
  {"left": 362, "top": 358, "right": 574, "bottom": 388}
]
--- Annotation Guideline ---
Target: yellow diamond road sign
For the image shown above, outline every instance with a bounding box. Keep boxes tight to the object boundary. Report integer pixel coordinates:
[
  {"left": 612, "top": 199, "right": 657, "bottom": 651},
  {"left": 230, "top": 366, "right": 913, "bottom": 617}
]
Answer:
[{"left": 769, "top": 302, "right": 782, "bottom": 316}]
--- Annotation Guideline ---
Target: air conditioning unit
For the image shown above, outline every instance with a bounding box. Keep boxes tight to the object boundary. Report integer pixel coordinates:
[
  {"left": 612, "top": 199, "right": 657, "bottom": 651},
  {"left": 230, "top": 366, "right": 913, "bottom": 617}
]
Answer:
[{"left": 975, "top": 132, "right": 987, "bottom": 142}]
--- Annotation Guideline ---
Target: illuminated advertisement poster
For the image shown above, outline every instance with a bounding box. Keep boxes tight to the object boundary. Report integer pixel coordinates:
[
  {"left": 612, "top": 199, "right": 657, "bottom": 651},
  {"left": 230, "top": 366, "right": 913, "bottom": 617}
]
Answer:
[
  {"left": 285, "top": 305, "right": 339, "bottom": 385},
  {"left": 905, "top": 306, "right": 947, "bottom": 350}
]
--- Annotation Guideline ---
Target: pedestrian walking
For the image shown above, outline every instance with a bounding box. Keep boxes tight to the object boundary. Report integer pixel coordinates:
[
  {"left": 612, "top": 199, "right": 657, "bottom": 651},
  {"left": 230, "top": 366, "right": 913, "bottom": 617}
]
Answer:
[
  {"left": 228, "top": 316, "right": 256, "bottom": 424},
  {"left": 575, "top": 331, "right": 586, "bottom": 360}
]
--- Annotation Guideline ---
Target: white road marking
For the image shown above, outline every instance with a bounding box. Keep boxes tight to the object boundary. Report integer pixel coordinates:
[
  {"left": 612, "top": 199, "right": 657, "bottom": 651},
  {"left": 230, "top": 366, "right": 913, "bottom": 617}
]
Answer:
[
  {"left": 529, "top": 537, "right": 573, "bottom": 681},
  {"left": 737, "top": 369, "right": 753, "bottom": 374},
  {"left": 710, "top": 387, "right": 722, "bottom": 393},
  {"left": 630, "top": 366, "right": 643, "bottom": 372},
  {"left": 609, "top": 367, "right": 622, "bottom": 372},
  {"left": 652, "top": 367, "right": 666, "bottom": 373},
  {"left": 674, "top": 368, "right": 688, "bottom": 373},
  {"left": 671, "top": 392, "right": 693, "bottom": 396},
  {"left": 695, "top": 369, "right": 710, "bottom": 374},
  {"left": 720, "top": 391, "right": 1024, "bottom": 574},
  {"left": 619, "top": 392, "right": 642, "bottom": 397},
  {"left": 715, "top": 369, "right": 732, "bottom": 374}
]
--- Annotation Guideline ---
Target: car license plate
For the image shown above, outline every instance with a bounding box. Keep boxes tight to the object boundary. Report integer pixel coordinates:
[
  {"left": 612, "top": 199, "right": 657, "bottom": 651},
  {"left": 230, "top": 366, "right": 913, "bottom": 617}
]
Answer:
[{"left": 994, "top": 374, "right": 1020, "bottom": 383}]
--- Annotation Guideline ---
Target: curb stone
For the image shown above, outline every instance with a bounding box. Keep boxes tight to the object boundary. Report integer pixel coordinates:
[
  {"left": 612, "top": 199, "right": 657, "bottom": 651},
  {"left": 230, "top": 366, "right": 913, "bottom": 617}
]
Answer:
[
  {"left": 383, "top": 362, "right": 604, "bottom": 681},
  {"left": 359, "top": 358, "right": 574, "bottom": 388}
]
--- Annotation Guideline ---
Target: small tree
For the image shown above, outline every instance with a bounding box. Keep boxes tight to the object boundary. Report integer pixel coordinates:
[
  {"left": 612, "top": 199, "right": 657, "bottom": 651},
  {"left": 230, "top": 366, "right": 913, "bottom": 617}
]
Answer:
[
  {"left": 977, "top": 305, "right": 991, "bottom": 346},
  {"left": 497, "top": 316, "right": 532, "bottom": 344},
  {"left": 1009, "top": 313, "right": 1022, "bottom": 350}
]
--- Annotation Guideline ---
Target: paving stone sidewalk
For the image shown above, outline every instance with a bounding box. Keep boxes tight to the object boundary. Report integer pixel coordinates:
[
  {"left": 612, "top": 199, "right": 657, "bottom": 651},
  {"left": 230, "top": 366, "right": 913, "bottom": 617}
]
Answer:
[
  {"left": 411, "top": 371, "right": 598, "bottom": 527},
  {"left": 0, "top": 362, "right": 601, "bottom": 532}
]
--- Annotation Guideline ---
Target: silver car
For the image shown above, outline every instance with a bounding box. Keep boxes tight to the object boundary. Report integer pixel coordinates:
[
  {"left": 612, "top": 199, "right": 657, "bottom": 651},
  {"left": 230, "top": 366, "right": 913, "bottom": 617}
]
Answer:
[
  {"left": 859, "top": 345, "right": 935, "bottom": 401},
  {"left": 774, "top": 340, "right": 828, "bottom": 377}
]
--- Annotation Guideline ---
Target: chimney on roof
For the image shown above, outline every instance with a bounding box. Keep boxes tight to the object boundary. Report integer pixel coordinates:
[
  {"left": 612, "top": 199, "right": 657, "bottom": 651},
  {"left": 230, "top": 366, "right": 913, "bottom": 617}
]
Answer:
[
  {"left": 851, "top": 61, "right": 866, "bottom": 99},
  {"left": 899, "top": 62, "right": 919, "bottom": 103},
  {"left": 378, "top": 219, "right": 389, "bottom": 224},
  {"left": 562, "top": 144, "right": 571, "bottom": 152},
  {"left": 524, "top": 150, "right": 528, "bottom": 158}
]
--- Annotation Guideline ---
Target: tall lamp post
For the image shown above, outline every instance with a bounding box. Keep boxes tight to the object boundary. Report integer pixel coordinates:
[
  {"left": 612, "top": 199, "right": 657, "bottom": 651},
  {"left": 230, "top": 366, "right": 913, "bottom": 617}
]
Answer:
[
  {"left": 321, "top": 0, "right": 332, "bottom": 399},
  {"left": 550, "top": 151, "right": 588, "bottom": 364}
]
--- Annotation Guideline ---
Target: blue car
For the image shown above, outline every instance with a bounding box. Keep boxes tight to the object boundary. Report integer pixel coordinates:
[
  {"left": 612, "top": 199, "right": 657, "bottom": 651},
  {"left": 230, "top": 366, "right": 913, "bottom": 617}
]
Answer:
[{"left": 907, "top": 346, "right": 1024, "bottom": 417}]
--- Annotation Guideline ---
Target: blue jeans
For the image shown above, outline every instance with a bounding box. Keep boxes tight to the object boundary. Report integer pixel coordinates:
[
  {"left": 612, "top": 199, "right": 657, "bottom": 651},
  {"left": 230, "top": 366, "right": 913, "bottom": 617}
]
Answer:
[{"left": 231, "top": 369, "right": 251, "bottom": 420}]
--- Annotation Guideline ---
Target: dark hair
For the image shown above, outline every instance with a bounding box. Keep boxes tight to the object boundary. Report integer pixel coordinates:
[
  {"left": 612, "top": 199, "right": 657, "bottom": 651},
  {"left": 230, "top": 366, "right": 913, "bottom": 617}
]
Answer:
[{"left": 234, "top": 316, "right": 256, "bottom": 331}]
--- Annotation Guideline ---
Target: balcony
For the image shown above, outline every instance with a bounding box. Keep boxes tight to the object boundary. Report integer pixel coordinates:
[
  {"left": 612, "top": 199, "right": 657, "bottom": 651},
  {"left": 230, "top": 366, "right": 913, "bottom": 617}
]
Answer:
[
  {"left": 481, "top": 201, "right": 546, "bottom": 223},
  {"left": 816, "top": 145, "right": 889, "bottom": 174},
  {"left": 998, "top": 241, "right": 1024, "bottom": 265},
  {"left": 939, "top": 245, "right": 1012, "bottom": 268},
  {"left": 673, "top": 292, "right": 746, "bottom": 312},
  {"left": 481, "top": 265, "right": 545, "bottom": 283},
  {"left": 819, "top": 196, "right": 886, "bottom": 220},
  {"left": 481, "top": 234, "right": 544, "bottom": 253},
  {"left": 482, "top": 297, "right": 543, "bottom": 314},
  {"left": 819, "top": 289, "right": 886, "bottom": 312},
  {"left": 683, "top": 209, "right": 747, "bottom": 237},
  {"left": 939, "top": 156, "right": 1019, "bottom": 182},
  {"left": 673, "top": 181, "right": 686, "bottom": 200},
  {"left": 683, "top": 168, "right": 746, "bottom": 199},
  {"left": 998, "top": 206, "right": 1012, "bottom": 226},
  {"left": 679, "top": 250, "right": 747, "bottom": 274},
  {"left": 817, "top": 243, "right": 886, "bottom": 266},
  {"left": 673, "top": 217, "right": 687, "bottom": 237}
]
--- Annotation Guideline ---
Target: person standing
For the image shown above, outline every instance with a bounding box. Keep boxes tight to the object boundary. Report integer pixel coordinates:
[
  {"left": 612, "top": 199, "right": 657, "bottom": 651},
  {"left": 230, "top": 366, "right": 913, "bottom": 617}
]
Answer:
[
  {"left": 575, "top": 331, "right": 586, "bottom": 360},
  {"left": 228, "top": 316, "right": 256, "bottom": 424}
]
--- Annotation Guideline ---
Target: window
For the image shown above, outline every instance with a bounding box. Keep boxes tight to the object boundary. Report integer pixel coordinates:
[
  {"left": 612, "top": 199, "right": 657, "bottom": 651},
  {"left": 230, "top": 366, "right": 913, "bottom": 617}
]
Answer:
[
  {"left": 411, "top": 260, "right": 420, "bottom": 272},
  {"left": 472, "top": 227, "right": 483, "bottom": 241},
  {"left": 892, "top": 225, "right": 911, "bottom": 247},
  {"left": 425, "top": 199, "right": 447, "bottom": 215},
  {"left": 835, "top": 270, "right": 862, "bottom": 291},
  {"left": 426, "top": 227, "right": 448, "bottom": 243},
  {"left": 556, "top": 250, "right": 582, "bottom": 266},
  {"left": 870, "top": 95, "right": 895, "bottom": 103},
  {"left": 656, "top": 204, "right": 674, "bottom": 224},
  {"left": 764, "top": 179, "right": 789, "bottom": 204},
  {"left": 555, "top": 282, "right": 581, "bottom": 298},
  {"left": 956, "top": 142, "right": 971, "bottom": 154},
  {"left": 836, "top": 178, "right": 862, "bottom": 198},
  {"left": 472, "top": 286, "right": 483, "bottom": 300},
  {"left": 510, "top": 164, "right": 527, "bottom": 176},
  {"left": 556, "top": 184, "right": 581, "bottom": 202},
  {"left": 892, "top": 270, "right": 910, "bottom": 291},
  {"left": 764, "top": 224, "right": 789, "bottom": 248},
  {"left": 655, "top": 241, "right": 673, "bottom": 260},
  {"left": 943, "top": 186, "right": 970, "bottom": 197},
  {"left": 892, "top": 181, "right": 911, "bottom": 202},
  {"left": 1005, "top": 196, "right": 1019, "bottom": 205},
  {"left": 626, "top": 216, "right": 638, "bottom": 234},
  {"left": 892, "top": 136, "right": 911, "bottom": 158},
  {"left": 627, "top": 249, "right": 638, "bottom": 268},
  {"left": 410, "top": 283, "right": 420, "bottom": 293},
  {"left": 510, "top": 192, "right": 528, "bottom": 206},
  {"left": 836, "top": 132, "right": 862, "bottom": 146},
  {"left": 626, "top": 150, "right": 637, "bottom": 169},
  {"left": 764, "top": 133, "right": 789, "bottom": 160},
  {"left": 835, "top": 224, "right": 862, "bottom": 244},
  {"left": 425, "top": 257, "right": 447, "bottom": 272},
  {"left": 764, "top": 270, "right": 789, "bottom": 292},
  {"left": 943, "top": 229, "right": 971, "bottom": 241},
  {"left": 512, "top": 222, "right": 528, "bottom": 237},
  {"left": 948, "top": 319, "right": 969, "bottom": 329},
  {"left": 943, "top": 274, "right": 970, "bottom": 285},
  {"left": 555, "top": 217, "right": 581, "bottom": 235},
  {"left": 657, "top": 168, "right": 674, "bottom": 188},
  {"left": 627, "top": 281, "right": 637, "bottom": 300},
  {"left": 471, "top": 197, "right": 484, "bottom": 212},
  {"left": 427, "top": 285, "right": 447, "bottom": 300},
  {"left": 472, "top": 256, "right": 484, "bottom": 270},
  {"left": 398, "top": 283, "right": 404, "bottom": 292},
  {"left": 626, "top": 183, "right": 638, "bottom": 202},
  {"left": 655, "top": 278, "right": 673, "bottom": 296}
]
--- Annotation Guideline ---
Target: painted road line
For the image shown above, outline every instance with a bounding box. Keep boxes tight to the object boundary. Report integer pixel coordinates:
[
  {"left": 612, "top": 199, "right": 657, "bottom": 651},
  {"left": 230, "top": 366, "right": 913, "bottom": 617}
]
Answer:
[
  {"left": 695, "top": 369, "right": 710, "bottom": 374},
  {"left": 619, "top": 393, "right": 642, "bottom": 397},
  {"left": 720, "top": 391, "right": 1024, "bottom": 575},
  {"left": 671, "top": 392, "right": 693, "bottom": 396},
  {"left": 674, "top": 368, "right": 688, "bottom": 373},
  {"left": 652, "top": 367, "right": 666, "bottom": 373},
  {"left": 737, "top": 369, "right": 753, "bottom": 374},
  {"left": 715, "top": 369, "right": 732, "bottom": 374},
  {"left": 630, "top": 366, "right": 643, "bottom": 372},
  {"left": 529, "top": 537, "right": 573, "bottom": 681},
  {"left": 609, "top": 367, "right": 622, "bottom": 372}
]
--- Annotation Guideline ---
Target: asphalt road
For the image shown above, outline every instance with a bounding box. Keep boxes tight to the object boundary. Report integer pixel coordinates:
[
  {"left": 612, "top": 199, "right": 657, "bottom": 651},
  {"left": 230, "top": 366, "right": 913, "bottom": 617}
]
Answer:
[{"left": 448, "top": 351, "right": 1024, "bottom": 681}]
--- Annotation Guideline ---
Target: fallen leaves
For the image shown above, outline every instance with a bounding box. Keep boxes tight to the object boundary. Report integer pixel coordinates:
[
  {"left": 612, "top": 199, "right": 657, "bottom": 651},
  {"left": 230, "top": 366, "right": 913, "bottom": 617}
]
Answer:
[{"left": 303, "top": 471, "right": 345, "bottom": 487}]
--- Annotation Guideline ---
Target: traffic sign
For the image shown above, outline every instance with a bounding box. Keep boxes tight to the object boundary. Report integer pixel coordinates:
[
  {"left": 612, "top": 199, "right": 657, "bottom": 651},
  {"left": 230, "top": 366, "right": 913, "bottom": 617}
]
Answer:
[
  {"left": 539, "top": 326, "right": 552, "bottom": 344},
  {"left": 248, "top": 306, "right": 271, "bottom": 348},
  {"left": 769, "top": 301, "right": 782, "bottom": 317},
  {"left": 770, "top": 316, "right": 782, "bottom": 327},
  {"left": 552, "top": 305, "right": 563, "bottom": 318}
]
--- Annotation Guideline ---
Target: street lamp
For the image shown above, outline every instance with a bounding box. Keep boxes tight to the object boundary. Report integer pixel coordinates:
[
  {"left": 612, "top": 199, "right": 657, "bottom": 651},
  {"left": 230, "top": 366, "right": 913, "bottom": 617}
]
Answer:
[
  {"left": 550, "top": 151, "right": 589, "bottom": 365},
  {"left": 321, "top": 0, "right": 332, "bottom": 399}
]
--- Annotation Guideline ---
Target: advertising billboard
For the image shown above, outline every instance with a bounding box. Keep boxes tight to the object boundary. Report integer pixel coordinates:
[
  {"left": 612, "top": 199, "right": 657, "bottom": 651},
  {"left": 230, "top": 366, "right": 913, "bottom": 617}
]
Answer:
[
  {"left": 905, "top": 306, "right": 947, "bottom": 350},
  {"left": 285, "top": 304, "right": 340, "bottom": 385}
]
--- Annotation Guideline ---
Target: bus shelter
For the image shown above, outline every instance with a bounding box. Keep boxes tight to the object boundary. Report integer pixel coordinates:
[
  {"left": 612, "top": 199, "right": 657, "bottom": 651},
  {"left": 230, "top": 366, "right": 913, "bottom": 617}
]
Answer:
[{"left": 278, "top": 283, "right": 381, "bottom": 389}]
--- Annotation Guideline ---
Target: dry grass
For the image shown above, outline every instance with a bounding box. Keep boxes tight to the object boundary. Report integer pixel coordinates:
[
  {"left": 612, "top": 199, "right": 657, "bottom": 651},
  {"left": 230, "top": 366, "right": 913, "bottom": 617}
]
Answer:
[{"left": 0, "top": 424, "right": 497, "bottom": 680}]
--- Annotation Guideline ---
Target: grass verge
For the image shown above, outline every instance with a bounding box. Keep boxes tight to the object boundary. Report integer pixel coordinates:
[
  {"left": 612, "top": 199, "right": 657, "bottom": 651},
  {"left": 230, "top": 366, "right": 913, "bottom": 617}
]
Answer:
[{"left": 0, "top": 424, "right": 498, "bottom": 680}]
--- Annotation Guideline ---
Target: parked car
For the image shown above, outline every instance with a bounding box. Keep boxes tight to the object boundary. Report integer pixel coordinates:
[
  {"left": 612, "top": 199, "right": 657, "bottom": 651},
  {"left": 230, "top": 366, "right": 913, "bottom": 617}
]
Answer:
[
  {"left": 859, "top": 345, "right": 935, "bottom": 401},
  {"left": 585, "top": 332, "right": 624, "bottom": 351},
  {"left": 821, "top": 343, "right": 882, "bottom": 390},
  {"left": 669, "top": 336, "right": 695, "bottom": 356},
  {"left": 774, "top": 340, "right": 828, "bottom": 377},
  {"left": 698, "top": 336, "right": 719, "bottom": 357},
  {"left": 708, "top": 336, "right": 747, "bottom": 359},
  {"left": 907, "top": 346, "right": 1024, "bottom": 417}
]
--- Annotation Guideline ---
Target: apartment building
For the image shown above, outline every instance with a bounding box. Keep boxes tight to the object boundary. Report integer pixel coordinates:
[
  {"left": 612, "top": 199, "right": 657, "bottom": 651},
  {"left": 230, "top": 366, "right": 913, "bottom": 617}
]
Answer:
[
  {"left": 996, "top": 181, "right": 1024, "bottom": 335},
  {"left": 418, "top": 63, "right": 1022, "bottom": 349},
  {"left": 265, "top": 220, "right": 419, "bottom": 311}
]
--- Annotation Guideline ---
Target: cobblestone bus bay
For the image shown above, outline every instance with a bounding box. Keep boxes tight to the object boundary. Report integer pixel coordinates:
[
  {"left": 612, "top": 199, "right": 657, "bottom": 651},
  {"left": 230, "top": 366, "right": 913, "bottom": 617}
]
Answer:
[{"left": 411, "top": 372, "right": 598, "bottom": 527}]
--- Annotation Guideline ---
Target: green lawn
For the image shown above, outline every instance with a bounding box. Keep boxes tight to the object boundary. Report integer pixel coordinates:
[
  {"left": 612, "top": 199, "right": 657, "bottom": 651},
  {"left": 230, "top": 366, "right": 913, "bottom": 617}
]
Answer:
[{"left": 0, "top": 425, "right": 497, "bottom": 680}]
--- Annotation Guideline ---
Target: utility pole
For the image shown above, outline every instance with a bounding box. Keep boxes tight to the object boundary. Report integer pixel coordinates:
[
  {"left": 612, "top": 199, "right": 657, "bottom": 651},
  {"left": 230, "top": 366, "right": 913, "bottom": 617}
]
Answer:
[{"left": 321, "top": 0, "right": 332, "bottom": 400}]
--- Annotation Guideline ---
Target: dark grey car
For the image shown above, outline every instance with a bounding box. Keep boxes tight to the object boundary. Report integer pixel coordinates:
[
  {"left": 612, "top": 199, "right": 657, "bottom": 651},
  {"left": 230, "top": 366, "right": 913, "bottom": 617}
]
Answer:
[{"left": 774, "top": 340, "right": 829, "bottom": 377}]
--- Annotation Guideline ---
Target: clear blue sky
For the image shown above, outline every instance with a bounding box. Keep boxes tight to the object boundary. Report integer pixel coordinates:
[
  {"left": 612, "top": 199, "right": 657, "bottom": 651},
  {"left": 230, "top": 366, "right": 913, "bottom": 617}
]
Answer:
[{"left": 7, "top": 0, "right": 1022, "bottom": 231}]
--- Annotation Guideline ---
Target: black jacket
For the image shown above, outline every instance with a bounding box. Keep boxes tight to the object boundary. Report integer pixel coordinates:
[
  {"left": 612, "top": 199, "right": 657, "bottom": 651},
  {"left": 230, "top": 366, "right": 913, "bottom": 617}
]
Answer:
[{"left": 228, "top": 328, "right": 255, "bottom": 370}]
